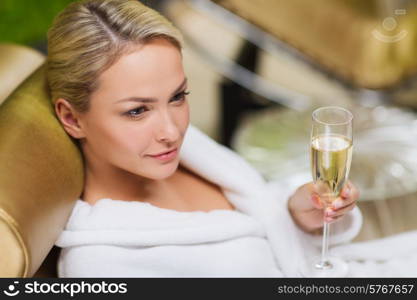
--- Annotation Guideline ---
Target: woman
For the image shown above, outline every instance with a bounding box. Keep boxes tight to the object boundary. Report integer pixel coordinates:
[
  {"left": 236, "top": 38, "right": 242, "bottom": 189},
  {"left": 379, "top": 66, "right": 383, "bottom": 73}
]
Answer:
[{"left": 49, "top": 0, "right": 360, "bottom": 277}]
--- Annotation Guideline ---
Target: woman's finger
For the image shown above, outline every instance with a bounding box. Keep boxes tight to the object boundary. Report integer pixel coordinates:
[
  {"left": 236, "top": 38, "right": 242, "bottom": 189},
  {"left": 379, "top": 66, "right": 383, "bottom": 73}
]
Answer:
[
  {"left": 326, "top": 201, "right": 355, "bottom": 218},
  {"left": 341, "top": 180, "right": 360, "bottom": 200},
  {"left": 350, "top": 182, "right": 360, "bottom": 200},
  {"left": 340, "top": 182, "right": 350, "bottom": 198},
  {"left": 311, "top": 193, "right": 323, "bottom": 209},
  {"left": 325, "top": 214, "right": 344, "bottom": 223},
  {"left": 331, "top": 195, "right": 355, "bottom": 211}
]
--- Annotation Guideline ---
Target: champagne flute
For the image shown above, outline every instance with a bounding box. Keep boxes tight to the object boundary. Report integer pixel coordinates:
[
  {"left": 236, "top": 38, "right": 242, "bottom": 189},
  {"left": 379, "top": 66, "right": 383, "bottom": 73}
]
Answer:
[{"left": 308, "top": 106, "right": 353, "bottom": 276}]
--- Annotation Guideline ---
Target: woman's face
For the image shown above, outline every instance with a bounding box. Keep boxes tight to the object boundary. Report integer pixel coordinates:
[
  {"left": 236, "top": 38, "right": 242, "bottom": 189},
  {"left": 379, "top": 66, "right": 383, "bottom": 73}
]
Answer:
[{"left": 74, "top": 39, "right": 190, "bottom": 180}]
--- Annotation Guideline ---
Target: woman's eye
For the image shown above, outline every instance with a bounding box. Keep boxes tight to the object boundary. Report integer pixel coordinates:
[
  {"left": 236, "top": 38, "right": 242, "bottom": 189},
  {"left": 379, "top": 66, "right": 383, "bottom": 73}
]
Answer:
[
  {"left": 171, "top": 90, "right": 190, "bottom": 102},
  {"left": 124, "top": 91, "right": 190, "bottom": 119},
  {"left": 126, "top": 106, "right": 148, "bottom": 118}
]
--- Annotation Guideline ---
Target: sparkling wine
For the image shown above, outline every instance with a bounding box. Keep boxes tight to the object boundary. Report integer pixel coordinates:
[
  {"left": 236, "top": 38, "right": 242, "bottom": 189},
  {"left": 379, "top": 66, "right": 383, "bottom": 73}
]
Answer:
[{"left": 311, "top": 134, "right": 352, "bottom": 206}]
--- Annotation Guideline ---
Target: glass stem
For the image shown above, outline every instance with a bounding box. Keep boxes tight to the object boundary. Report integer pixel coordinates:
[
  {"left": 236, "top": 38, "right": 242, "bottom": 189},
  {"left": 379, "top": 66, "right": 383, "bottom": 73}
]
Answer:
[{"left": 320, "top": 221, "right": 330, "bottom": 268}]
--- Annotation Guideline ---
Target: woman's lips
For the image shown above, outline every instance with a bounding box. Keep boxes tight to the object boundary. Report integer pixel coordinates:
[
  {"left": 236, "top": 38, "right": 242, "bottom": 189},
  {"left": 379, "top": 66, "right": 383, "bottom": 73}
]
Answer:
[{"left": 148, "top": 148, "right": 178, "bottom": 161}]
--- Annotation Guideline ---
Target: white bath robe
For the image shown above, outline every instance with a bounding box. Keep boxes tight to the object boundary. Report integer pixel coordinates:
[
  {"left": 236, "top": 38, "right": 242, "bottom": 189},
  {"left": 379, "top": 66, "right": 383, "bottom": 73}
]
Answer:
[{"left": 54, "top": 124, "right": 417, "bottom": 277}]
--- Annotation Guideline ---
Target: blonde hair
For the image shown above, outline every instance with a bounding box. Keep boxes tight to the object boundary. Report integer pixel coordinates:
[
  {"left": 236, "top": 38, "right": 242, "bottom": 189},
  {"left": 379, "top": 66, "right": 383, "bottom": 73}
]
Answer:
[{"left": 46, "top": 0, "right": 183, "bottom": 113}]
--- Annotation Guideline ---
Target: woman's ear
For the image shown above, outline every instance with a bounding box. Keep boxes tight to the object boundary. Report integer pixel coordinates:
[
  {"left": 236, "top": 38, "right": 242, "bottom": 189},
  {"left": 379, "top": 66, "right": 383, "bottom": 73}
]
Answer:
[{"left": 54, "top": 98, "right": 86, "bottom": 139}]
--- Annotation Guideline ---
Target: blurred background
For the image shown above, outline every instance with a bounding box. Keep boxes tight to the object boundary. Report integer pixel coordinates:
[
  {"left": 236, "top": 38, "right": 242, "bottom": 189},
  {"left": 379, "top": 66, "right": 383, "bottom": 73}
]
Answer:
[{"left": 2, "top": 0, "right": 417, "bottom": 276}]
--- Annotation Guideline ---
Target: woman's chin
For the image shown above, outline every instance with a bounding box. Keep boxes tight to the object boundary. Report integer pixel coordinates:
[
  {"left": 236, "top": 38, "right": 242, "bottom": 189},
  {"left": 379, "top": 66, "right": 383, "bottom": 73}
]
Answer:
[{"left": 147, "top": 160, "right": 180, "bottom": 180}]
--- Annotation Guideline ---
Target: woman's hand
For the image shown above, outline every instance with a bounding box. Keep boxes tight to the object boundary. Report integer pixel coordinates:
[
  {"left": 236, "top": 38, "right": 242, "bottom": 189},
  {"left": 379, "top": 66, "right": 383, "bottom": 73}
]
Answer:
[{"left": 287, "top": 180, "right": 360, "bottom": 234}]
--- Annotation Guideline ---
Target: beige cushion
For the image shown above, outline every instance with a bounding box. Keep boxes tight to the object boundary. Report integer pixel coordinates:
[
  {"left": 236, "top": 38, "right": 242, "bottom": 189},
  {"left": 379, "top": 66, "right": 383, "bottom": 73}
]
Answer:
[{"left": 0, "top": 44, "right": 84, "bottom": 277}]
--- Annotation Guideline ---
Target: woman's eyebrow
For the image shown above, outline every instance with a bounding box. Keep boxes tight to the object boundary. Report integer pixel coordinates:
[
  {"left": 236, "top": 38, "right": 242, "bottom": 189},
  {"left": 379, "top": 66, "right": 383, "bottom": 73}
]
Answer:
[{"left": 115, "top": 77, "right": 188, "bottom": 104}]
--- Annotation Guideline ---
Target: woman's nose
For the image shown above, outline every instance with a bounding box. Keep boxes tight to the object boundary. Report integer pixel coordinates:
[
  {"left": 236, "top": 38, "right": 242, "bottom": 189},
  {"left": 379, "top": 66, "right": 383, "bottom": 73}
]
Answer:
[{"left": 156, "top": 111, "right": 180, "bottom": 143}]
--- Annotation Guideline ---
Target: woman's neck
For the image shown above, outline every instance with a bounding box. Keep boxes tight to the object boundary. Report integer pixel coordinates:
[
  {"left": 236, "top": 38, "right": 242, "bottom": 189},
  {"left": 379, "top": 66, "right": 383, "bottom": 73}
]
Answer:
[{"left": 80, "top": 159, "right": 192, "bottom": 206}]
